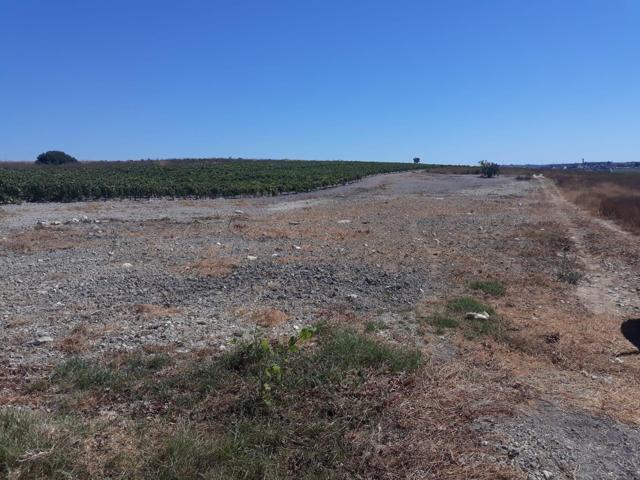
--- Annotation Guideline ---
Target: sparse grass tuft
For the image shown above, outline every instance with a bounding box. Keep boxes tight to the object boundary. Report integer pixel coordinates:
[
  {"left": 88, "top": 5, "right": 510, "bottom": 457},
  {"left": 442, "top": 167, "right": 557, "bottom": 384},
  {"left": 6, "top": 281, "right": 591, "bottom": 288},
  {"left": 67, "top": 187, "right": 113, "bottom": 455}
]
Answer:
[
  {"left": 364, "top": 319, "right": 388, "bottom": 333},
  {"left": 446, "top": 297, "right": 495, "bottom": 316},
  {"left": 464, "top": 316, "right": 501, "bottom": 339},
  {"left": 315, "top": 328, "right": 422, "bottom": 375},
  {"left": 123, "top": 353, "right": 173, "bottom": 374},
  {"left": 53, "top": 353, "right": 173, "bottom": 393},
  {"left": 419, "top": 297, "right": 502, "bottom": 339},
  {"left": 0, "top": 409, "right": 83, "bottom": 479},
  {"left": 469, "top": 279, "right": 506, "bottom": 296},
  {"left": 146, "top": 425, "right": 228, "bottom": 480},
  {"left": 557, "top": 269, "right": 582, "bottom": 285},
  {"left": 421, "top": 313, "right": 459, "bottom": 334},
  {"left": 54, "top": 357, "right": 122, "bottom": 391}
]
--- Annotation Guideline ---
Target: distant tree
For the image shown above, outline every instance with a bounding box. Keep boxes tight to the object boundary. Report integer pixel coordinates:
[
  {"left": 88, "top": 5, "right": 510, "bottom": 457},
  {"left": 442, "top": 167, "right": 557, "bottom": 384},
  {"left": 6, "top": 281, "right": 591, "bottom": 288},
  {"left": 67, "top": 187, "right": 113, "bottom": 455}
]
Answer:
[
  {"left": 413, "top": 157, "right": 421, "bottom": 164},
  {"left": 479, "top": 160, "right": 499, "bottom": 178},
  {"left": 36, "top": 151, "right": 78, "bottom": 165}
]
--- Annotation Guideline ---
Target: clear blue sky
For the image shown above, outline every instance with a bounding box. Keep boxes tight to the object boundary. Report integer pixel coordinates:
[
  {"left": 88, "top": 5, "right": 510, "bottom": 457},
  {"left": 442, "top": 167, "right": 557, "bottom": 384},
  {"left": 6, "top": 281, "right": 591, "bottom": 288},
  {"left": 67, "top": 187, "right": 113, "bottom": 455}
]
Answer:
[{"left": 1, "top": 0, "right": 639, "bottom": 164}]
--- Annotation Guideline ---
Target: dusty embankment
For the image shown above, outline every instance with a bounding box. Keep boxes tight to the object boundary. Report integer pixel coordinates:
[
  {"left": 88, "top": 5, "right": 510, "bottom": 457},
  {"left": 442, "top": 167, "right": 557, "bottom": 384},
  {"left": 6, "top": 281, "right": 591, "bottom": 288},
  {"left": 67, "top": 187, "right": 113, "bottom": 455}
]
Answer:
[{"left": 1, "top": 171, "right": 639, "bottom": 479}]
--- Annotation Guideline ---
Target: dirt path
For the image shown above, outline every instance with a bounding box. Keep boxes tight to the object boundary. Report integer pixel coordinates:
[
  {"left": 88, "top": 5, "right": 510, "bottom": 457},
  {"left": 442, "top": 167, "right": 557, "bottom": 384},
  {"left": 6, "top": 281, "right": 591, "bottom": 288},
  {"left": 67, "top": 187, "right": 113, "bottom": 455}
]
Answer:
[{"left": 542, "top": 178, "right": 640, "bottom": 326}]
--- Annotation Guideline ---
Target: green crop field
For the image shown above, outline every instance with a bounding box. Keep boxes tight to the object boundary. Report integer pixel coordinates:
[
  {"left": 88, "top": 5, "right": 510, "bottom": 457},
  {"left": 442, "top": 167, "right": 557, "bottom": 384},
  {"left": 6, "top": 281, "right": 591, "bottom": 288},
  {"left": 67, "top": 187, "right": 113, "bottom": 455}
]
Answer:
[{"left": 0, "top": 159, "right": 430, "bottom": 203}]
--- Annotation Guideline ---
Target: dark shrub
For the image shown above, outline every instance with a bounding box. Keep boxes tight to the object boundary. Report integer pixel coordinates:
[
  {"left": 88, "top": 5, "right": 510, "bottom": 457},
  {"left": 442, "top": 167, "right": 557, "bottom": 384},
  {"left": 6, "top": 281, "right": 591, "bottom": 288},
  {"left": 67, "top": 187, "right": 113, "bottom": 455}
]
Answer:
[
  {"left": 479, "top": 160, "right": 499, "bottom": 178},
  {"left": 35, "top": 151, "right": 78, "bottom": 165}
]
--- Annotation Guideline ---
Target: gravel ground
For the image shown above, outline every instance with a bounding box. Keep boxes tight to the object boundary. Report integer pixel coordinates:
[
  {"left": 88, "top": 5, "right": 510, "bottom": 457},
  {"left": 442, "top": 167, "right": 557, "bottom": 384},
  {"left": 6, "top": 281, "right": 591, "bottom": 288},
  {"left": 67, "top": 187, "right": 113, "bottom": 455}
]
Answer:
[
  {"left": 0, "top": 172, "right": 524, "bottom": 367},
  {"left": 478, "top": 402, "right": 640, "bottom": 479}
]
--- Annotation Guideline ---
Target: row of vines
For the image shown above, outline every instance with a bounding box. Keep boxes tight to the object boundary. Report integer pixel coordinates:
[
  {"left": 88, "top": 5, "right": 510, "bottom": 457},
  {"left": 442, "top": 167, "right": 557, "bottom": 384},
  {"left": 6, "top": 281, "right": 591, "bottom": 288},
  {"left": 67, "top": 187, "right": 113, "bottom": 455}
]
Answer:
[{"left": 0, "top": 159, "right": 428, "bottom": 203}]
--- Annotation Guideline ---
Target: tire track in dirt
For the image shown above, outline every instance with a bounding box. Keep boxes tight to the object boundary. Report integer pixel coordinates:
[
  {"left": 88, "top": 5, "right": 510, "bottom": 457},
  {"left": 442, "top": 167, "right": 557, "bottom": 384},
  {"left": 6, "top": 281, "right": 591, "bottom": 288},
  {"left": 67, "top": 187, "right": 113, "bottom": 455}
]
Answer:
[{"left": 541, "top": 179, "right": 640, "bottom": 325}]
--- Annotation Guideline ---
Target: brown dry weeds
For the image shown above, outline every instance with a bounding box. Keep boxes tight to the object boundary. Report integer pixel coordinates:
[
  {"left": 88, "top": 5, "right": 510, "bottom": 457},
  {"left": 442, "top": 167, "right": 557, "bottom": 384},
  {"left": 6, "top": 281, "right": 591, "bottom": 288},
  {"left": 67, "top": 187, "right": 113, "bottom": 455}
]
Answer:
[
  {"left": 250, "top": 308, "right": 289, "bottom": 327},
  {"left": 0, "top": 226, "right": 89, "bottom": 253},
  {"left": 549, "top": 171, "right": 640, "bottom": 233}
]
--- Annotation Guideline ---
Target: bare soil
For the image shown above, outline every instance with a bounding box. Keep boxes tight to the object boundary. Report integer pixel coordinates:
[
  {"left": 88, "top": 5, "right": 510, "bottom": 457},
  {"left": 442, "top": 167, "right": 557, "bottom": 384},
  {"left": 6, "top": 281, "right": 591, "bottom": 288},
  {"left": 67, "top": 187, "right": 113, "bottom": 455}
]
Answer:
[{"left": 2, "top": 171, "right": 640, "bottom": 479}]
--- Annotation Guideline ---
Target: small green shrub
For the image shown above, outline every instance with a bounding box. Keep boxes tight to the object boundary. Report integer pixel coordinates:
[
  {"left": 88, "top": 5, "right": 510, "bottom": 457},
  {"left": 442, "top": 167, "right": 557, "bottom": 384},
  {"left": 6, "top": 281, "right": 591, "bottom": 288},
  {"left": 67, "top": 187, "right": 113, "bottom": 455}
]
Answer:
[
  {"left": 421, "top": 313, "right": 459, "bottom": 334},
  {"left": 469, "top": 280, "right": 506, "bottom": 296}
]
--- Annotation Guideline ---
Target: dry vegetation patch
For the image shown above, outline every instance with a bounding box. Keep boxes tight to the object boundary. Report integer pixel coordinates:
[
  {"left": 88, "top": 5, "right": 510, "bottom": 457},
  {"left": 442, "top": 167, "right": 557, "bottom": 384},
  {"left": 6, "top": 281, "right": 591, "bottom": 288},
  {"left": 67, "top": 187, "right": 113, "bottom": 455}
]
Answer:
[
  {"left": 178, "top": 247, "right": 239, "bottom": 277},
  {"left": 549, "top": 171, "right": 640, "bottom": 233},
  {"left": 56, "top": 324, "right": 91, "bottom": 355},
  {"left": 1, "top": 326, "right": 494, "bottom": 479},
  {"left": 250, "top": 308, "right": 289, "bottom": 327},
  {"left": 0, "top": 226, "right": 88, "bottom": 253}
]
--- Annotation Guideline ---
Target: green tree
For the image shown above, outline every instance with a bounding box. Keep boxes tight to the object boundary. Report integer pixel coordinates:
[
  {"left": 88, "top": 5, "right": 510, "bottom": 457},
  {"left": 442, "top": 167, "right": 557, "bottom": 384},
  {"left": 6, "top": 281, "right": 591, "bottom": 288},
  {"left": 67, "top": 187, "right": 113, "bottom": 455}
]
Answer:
[{"left": 35, "top": 151, "right": 78, "bottom": 165}]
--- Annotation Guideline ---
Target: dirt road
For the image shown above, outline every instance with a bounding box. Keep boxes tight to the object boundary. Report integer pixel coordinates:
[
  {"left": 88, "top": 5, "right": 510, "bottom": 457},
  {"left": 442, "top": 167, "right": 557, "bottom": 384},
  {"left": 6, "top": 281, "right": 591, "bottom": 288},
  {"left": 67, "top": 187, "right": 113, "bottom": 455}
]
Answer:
[{"left": 1, "top": 170, "right": 639, "bottom": 479}]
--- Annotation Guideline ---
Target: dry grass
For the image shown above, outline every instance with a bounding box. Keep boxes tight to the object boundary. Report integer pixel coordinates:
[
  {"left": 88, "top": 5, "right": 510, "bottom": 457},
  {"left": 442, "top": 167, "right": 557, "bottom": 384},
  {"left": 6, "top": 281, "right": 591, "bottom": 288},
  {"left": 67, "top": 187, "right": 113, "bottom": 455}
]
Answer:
[
  {"left": 0, "top": 226, "right": 88, "bottom": 253},
  {"left": 4, "top": 317, "right": 31, "bottom": 329},
  {"left": 250, "top": 308, "right": 289, "bottom": 327},
  {"left": 600, "top": 195, "right": 640, "bottom": 229},
  {"left": 178, "top": 248, "right": 239, "bottom": 277},
  {"left": 56, "top": 324, "right": 90, "bottom": 354},
  {"left": 549, "top": 171, "right": 640, "bottom": 233}
]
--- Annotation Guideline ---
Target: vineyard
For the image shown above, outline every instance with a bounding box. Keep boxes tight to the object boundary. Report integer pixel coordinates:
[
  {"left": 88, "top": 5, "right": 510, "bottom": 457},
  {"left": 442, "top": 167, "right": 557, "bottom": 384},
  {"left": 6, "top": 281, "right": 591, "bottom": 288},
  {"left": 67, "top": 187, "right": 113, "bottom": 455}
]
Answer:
[{"left": 0, "top": 159, "right": 429, "bottom": 203}]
